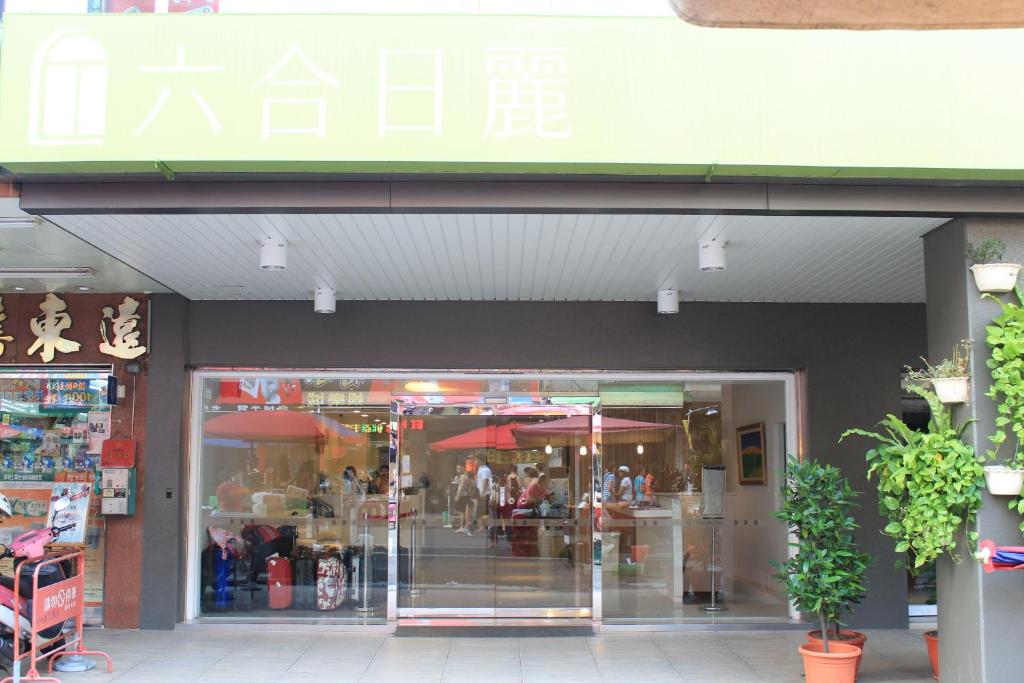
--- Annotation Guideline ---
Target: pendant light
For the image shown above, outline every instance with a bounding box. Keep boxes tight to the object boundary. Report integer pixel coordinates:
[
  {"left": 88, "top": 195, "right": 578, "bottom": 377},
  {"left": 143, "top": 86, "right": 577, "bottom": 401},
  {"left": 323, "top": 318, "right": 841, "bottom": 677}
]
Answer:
[
  {"left": 544, "top": 441, "right": 553, "bottom": 455},
  {"left": 636, "top": 444, "right": 644, "bottom": 455}
]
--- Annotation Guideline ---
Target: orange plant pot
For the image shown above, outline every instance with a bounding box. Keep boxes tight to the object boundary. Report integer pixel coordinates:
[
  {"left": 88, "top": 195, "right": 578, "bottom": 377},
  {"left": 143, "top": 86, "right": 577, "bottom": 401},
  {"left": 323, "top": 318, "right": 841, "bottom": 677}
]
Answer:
[
  {"left": 807, "top": 630, "right": 866, "bottom": 678},
  {"left": 798, "top": 641, "right": 861, "bottom": 683},
  {"left": 924, "top": 630, "right": 939, "bottom": 680}
]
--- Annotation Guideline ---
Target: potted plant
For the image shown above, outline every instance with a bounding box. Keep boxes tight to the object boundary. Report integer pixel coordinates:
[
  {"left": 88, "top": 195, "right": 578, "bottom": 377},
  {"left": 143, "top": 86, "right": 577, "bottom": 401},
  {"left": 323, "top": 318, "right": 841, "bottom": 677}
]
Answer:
[
  {"left": 984, "top": 286, "right": 1024, "bottom": 498},
  {"left": 772, "top": 456, "right": 869, "bottom": 683},
  {"left": 905, "top": 339, "right": 972, "bottom": 405},
  {"left": 843, "top": 386, "right": 984, "bottom": 682},
  {"left": 923, "top": 630, "right": 939, "bottom": 680},
  {"left": 968, "top": 238, "right": 1021, "bottom": 293}
]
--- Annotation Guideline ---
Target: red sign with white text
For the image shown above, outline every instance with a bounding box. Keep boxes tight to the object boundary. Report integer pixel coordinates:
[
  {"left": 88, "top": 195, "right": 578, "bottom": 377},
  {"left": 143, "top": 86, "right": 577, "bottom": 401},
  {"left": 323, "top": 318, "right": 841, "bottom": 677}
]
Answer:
[{"left": 33, "top": 572, "right": 85, "bottom": 631}]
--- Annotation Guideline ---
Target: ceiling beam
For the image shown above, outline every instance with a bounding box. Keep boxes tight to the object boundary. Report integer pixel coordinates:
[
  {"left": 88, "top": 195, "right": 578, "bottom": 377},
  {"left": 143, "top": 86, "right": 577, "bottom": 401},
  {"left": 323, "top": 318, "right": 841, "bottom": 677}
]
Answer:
[{"left": 17, "top": 180, "right": 1024, "bottom": 217}]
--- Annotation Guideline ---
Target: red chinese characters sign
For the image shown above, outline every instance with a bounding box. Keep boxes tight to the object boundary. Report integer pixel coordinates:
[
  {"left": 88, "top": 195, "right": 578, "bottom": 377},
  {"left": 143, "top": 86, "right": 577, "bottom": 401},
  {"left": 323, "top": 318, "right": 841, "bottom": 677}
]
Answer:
[{"left": 33, "top": 572, "right": 85, "bottom": 631}]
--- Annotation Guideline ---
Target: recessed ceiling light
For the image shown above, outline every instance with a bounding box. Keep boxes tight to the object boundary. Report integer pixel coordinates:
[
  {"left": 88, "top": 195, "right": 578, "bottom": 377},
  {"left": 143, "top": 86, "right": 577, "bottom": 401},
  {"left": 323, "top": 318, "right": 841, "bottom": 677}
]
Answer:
[
  {"left": 13, "top": 286, "right": 25, "bottom": 292},
  {"left": 76, "top": 286, "right": 92, "bottom": 292},
  {"left": 0, "top": 217, "right": 41, "bottom": 230},
  {"left": 0, "top": 267, "right": 96, "bottom": 279}
]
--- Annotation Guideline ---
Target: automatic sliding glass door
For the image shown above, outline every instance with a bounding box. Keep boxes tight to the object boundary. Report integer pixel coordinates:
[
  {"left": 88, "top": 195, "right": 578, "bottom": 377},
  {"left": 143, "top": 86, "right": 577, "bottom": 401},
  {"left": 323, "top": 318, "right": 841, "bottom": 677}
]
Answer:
[{"left": 393, "top": 398, "right": 593, "bottom": 618}]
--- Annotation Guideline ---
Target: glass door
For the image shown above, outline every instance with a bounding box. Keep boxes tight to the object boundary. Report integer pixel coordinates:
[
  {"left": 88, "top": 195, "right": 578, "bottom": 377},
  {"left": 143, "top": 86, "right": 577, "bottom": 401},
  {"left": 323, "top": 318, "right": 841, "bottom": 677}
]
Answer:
[{"left": 392, "top": 397, "right": 594, "bottom": 618}]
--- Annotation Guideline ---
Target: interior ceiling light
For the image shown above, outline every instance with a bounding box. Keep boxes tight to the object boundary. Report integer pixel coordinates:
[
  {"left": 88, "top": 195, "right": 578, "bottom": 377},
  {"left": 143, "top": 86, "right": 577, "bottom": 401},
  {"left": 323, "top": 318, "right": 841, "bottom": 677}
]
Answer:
[
  {"left": 259, "top": 238, "right": 288, "bottom": 271},
  {"left": 579, "top": 445, "right": 588, "bottom": 456},
  {"left": 699, "top": 239, "right": 727, "bottom": 272},
  {"left": 544, "top": 442, "right": 553, "bottom": 455},
  {"left": 0, "top": 267, "right": 96, "bottom": 279},
  {"left": 0, "top": 217, "right": 41, "bottom": 230},
  {"left": 313, "top": 286, "right": 336, "bottom": 314},
  {"left": 76, "top": 286, "right": 92, "bottom": 291},
  {"left": 657, "top": 289, "right": 679, "bottom": 315},
  {"left": 637, "top": 444, "right": 644, "bottom": 455},
  {"left": 405, "top": 381, "right": 441, "bottom": 393}
]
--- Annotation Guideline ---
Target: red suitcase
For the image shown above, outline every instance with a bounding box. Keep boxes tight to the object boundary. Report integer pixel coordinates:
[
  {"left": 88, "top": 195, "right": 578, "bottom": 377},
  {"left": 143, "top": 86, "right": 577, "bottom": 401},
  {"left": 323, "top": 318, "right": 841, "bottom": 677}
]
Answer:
[{"left": 266, "top": 556, "right": 293, "bottom": 609}]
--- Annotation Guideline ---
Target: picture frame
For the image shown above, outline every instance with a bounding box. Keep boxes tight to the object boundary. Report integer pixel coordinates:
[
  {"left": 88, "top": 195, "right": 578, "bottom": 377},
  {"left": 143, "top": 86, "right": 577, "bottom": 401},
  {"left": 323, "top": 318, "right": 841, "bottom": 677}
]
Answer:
[{"left": 736, "top": 422, "right": 767, "bottom": 485}]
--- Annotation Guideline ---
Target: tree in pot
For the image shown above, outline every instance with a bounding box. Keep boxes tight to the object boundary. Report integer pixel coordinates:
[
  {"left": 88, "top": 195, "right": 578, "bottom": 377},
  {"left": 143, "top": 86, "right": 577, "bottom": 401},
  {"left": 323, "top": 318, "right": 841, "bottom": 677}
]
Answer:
[{"left": 772, "top": 456, "right": 869, "bottom": 683}]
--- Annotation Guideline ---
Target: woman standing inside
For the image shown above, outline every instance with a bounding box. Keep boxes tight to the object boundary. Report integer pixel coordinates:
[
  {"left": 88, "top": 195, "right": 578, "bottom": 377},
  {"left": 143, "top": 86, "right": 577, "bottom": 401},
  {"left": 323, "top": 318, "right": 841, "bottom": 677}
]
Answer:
[
  {"left": 490, "top": 471, "right": 521, "bottom": 547},
  {"left": 453, "top": 465, "right": 478, "bottom": 535}
]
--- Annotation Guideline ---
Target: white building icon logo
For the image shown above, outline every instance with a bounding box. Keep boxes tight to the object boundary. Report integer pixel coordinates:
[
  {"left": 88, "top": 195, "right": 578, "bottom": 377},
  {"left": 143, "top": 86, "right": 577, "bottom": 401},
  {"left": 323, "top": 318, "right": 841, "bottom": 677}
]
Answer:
[{"left": 28, "top": 29, "right": 108, "bottom": 146}]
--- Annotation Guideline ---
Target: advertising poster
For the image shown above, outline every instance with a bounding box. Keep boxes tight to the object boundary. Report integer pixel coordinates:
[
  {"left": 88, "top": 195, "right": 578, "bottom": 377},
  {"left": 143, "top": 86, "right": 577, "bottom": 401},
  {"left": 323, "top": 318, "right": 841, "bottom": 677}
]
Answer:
[
  {"left": 217, "top": 378, "right": 302, "bottom": 406},
  {"left": 169, "top": 0, "right": 217, "bottom": 11},
  {"left": 103, "top": 0, "right": 155, "bottom": 11},
  {"left": 49, "top": 482, "right": 91, "bottom": 545},
  {"left": 87, "top": 411, "right": 111, "bottom": 455},
  {"left": 40, "top": 379, "right": 96, "bottom": 412}
]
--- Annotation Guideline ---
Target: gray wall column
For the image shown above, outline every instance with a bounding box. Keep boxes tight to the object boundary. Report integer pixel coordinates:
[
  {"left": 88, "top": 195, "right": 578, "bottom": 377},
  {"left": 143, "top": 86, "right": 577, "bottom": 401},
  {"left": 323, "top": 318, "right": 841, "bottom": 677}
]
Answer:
[
  {"left": 925, "top": 219, "right": 1024, "bottom": 682},
  {"left": 140, "top": 294, "right": 189, "bottom": 629}
]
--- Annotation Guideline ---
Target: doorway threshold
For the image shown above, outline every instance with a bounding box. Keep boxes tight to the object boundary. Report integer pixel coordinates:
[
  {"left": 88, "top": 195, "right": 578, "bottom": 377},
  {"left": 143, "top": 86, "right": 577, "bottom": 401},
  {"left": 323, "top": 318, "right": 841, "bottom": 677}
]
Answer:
[{"left": 396, "top": 618, "right": 594, "bottom": 637}]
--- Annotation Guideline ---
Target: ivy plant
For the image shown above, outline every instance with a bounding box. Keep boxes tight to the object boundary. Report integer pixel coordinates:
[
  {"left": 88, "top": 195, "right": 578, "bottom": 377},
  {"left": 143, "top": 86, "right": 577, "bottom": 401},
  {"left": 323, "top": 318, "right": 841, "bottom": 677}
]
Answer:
[
  {"left": 841, "top": 384, "right": 983, "bottom": 570},
  {"left": 771, "top": 456, "right": 870, "bottom": 653},
  {"left": 984, "top": 285, "right": 1024, "bottom": 533}
]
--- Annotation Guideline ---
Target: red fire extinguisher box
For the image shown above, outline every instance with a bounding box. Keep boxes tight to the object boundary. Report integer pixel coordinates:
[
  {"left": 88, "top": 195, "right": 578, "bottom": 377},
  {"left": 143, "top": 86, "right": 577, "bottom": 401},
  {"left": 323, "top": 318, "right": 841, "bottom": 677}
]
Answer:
[{"left": 101, "top": 439, "right": 137, "bottom": 469}]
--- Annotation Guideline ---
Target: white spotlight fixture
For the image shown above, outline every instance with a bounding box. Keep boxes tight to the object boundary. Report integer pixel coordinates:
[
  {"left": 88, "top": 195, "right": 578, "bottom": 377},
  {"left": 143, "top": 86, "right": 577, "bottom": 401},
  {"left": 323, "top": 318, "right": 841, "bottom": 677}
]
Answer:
[
  {"left": 259, "top": 238, "right": 287, "bottom": 271},
  {"left": 656, "top": 289, "right": 679, "bottom": 315},
  {"left": 314, "top": 286, "right": 336, "bottom": 314},
  {"left": 636, "top": 444, "right": 644, "bottom": 455},
  {"left": 699, "top": 239, "right": 727, "bottom": 272}
]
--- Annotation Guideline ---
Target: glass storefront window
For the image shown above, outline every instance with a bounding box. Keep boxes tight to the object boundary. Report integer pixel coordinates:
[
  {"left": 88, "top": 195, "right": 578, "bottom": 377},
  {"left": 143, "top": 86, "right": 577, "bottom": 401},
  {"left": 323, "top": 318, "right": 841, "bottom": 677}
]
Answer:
[
  {"left": 196, "top": 377, "right": 390, "bottom": 620},
  {"left": 599, "top": 381, "right": 792, "bottom": 622},
  {"left": 190, "top": 373, "right": 794, "bottom": 624},
  {"left": 0, "top": 368, "right": 111, "bottom": 623}
]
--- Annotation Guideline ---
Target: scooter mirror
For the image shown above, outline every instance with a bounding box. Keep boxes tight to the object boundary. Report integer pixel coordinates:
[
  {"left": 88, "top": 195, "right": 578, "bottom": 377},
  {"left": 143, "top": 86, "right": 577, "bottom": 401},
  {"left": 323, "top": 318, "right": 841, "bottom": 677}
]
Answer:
[{"left": 53, "top": 497, "right": 71, "bottom": 513}]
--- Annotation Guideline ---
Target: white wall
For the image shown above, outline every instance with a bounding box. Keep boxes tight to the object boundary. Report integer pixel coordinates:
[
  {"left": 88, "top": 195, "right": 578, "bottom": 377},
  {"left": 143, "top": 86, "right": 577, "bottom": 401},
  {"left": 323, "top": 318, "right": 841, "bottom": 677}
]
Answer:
[{"left": 719, "top": 382, "right": 789, "bottom": 606}]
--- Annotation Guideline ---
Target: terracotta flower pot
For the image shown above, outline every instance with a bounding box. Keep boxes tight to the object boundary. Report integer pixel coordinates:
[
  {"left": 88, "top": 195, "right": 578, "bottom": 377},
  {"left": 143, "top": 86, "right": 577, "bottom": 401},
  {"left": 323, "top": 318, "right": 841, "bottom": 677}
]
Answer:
[
  {"left": 798, "top": 641, "right": 861, "bottom": 683},
  {"left": 807, "top": 630, "right": 866, "bottom": 678},
  {"left": 924, "top": 630, "right": 939, "bottom": 680}
]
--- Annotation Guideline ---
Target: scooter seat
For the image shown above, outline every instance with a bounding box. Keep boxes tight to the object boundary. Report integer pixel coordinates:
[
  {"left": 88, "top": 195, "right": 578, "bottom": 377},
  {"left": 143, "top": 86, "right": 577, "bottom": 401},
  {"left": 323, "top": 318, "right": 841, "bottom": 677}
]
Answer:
[{"left": 0, "top": 562, "right": 64, "bottom": 598}]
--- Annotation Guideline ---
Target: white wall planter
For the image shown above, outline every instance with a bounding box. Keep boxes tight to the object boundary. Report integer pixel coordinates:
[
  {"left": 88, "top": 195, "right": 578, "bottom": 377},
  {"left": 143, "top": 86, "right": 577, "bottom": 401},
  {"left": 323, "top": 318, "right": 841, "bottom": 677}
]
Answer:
[
  {"left": 970, "top": 263, "right": 1022, "bottom": 293},
  {"left": 984, "top": 466, "right": 1024, "bottom": 496},
  {"left": 930, "top": 377, "right": 969, "bottom": 404}
]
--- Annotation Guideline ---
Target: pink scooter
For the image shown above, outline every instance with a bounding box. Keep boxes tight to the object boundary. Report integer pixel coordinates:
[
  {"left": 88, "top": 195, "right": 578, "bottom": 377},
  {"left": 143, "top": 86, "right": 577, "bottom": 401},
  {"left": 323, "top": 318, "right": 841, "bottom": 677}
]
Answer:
[{"left": 0, "top": 496, "right": 75, "bottom": 667}]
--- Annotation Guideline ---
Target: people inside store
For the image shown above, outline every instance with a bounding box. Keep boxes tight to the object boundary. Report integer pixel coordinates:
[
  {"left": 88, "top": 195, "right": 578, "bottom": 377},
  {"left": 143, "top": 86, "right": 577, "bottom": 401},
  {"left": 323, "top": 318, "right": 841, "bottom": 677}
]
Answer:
[{"left": 454, "top": 465, "right": 478, "bottom": 535}]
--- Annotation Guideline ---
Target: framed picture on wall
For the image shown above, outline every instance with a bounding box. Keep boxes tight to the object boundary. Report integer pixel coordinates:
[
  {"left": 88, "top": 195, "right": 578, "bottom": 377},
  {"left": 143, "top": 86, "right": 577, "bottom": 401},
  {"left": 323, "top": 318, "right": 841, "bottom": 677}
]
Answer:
[{"left": 736, "top": 422, "right": 767, "bottom": 485}]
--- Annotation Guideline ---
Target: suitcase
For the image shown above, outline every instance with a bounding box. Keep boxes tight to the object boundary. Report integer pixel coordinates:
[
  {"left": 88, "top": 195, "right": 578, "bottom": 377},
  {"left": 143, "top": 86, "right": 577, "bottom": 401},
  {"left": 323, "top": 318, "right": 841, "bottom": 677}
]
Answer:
[
  {"left": 232, "top": 555, "right": 257, "bottom": 612},
  {"left": 293, "top": 550, "right": 317, "bottom": 611},
  {"left": 316, "top": 554, "right": 344, "bottom": 611},
  {"left": 266, "top": 556, "right": 293, "bottom": 609},
  {"left": 510, "top": 509, "right": 538, "bottom": 557}
]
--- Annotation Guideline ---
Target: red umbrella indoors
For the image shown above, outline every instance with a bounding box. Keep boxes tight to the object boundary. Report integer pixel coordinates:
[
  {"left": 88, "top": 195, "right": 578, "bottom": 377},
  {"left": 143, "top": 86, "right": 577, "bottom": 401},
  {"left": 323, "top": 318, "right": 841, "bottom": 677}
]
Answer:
[
  {"left": 203, "top": 410, "right": 357, "bottom": 443},
  {"left": 431, "top": 423, "right": 522, "bottom": 451}
]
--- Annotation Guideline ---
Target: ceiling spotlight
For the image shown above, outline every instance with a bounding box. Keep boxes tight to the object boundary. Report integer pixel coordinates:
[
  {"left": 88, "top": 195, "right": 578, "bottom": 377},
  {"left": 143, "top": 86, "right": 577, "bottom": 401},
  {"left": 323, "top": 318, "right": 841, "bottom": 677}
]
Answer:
[
  {"left": 699, "top": 239, "right": 727, "bottom": 272},
  {"left": 313, "top": 286, "right": 336, "bottom": 314},
  {"left": 259, "top": 238, "right": 287, "bottom": 271},
  {"left": 657, "top": 289, "right": 679, "bottom": 315},
  {"left": 636, "top": 444, "right": 644, "bottom": 455}
]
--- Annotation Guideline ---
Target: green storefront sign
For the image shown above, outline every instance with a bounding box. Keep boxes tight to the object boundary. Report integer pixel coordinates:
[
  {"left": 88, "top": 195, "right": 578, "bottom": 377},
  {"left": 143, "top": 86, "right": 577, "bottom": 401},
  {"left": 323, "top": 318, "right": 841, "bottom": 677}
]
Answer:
[{"left": 1, "top": 14, "right": 1023, "bottom": 178}]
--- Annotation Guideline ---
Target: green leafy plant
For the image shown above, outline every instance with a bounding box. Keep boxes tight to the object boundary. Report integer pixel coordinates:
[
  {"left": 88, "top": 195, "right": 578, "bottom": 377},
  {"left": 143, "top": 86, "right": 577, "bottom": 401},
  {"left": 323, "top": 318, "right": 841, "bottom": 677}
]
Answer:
[
  {"left": 841, "top": 384, "right": 983, "bottom": 570},
  {"left": 984, "top": 286, "right": 1024, "bottom": 532},
  {"left": 967, "top": 238, "right": 1008, "bottom": 264},
  {"left": 771, "top": 456, "right": 870, "bottom": 653},
  {"left": 904, "top": 339, "right": 972, "bottom": 381}
]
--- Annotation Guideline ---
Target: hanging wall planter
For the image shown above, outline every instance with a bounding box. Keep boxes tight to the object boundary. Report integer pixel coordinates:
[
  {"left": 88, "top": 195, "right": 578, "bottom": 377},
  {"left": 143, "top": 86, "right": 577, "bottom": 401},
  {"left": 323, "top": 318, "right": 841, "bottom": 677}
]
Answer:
[
  {"left": 968, "top": 239, "right": 1020, "bottom": 293},
  {"left": 983, "top": 466, "right": 1024, "bottom": 496},
  {"left": 930, "top": 376, "right": 969, "bottom": 404},
  {"left": 971, "top": 263, "right": 1022, "bottom": 293}
]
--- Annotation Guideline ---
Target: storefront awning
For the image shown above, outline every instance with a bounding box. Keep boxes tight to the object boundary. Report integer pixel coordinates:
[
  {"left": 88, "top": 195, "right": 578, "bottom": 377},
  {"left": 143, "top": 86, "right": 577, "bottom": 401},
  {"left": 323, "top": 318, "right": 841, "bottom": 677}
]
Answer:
[{"left": 669, "top": 0, "right": 1024, "bottom": 29}]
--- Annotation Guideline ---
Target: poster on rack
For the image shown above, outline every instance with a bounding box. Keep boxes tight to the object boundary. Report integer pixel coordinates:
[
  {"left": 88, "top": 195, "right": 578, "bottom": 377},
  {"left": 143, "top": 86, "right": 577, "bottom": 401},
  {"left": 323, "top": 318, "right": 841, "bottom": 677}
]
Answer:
[
  {"left": 49, "top": 482, "right": 90, "bottom": 545},
  {"left": 86, "top": 411, "right": 110, "bottom": 455}
]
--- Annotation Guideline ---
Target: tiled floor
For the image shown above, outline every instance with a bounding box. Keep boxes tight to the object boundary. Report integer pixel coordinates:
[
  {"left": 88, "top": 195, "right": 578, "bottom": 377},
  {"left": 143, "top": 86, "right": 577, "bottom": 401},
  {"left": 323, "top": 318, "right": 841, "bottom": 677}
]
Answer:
[{"left": 39, "top": 627, "right": 936, "bottom": 683}]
